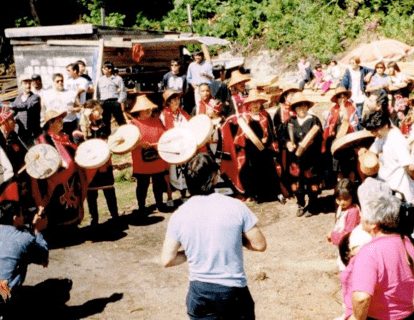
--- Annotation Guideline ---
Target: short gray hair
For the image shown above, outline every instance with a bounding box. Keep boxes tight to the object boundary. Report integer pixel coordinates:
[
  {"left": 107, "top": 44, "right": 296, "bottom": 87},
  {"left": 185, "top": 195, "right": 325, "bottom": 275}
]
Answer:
[{"left": 361, "top": 196, "right": 401, "bottom": 231}]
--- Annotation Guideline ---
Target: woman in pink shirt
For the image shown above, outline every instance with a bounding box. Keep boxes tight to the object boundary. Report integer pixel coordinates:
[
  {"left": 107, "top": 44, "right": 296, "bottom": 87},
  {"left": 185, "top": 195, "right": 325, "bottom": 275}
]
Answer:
[{"left": 349, "top": 195, "right": 414, "bottom": 320}]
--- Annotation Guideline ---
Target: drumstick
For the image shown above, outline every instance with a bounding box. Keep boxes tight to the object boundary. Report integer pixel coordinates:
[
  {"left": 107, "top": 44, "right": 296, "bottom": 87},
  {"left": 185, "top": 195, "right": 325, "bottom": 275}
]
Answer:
[
  {"left": 157, "top": 149, "right": 181, "bottom": 155},
  {"left": 108, "top": 138, "right": 125, "bottom": 149},
  {"left": 17, "top": 153, "right": 40, "bottom": 175}
]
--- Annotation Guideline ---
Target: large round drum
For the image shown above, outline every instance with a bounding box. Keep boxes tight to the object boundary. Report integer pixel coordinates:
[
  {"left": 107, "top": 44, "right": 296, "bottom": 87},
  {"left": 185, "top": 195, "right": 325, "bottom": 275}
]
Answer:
[
  {"left": 25, "top": 144, "right": 61, "bottom": 179},
  {"left": 75, "top": 139, "right": 110, "bottom": 169},
  {"left": 237, "top": 117, "right": 265, "bottom": 151},
  {"left": 185, "top": 114, "right": 213, "bottom": 148},
  {"left": 108, "top": 124, "right": 141, "bottom": 154},
  {"left": 158, "top": 128, "right": 197, "bottom": 165},
  {"left": 331, "top": 130, "right": 375, "bottom": 156}
]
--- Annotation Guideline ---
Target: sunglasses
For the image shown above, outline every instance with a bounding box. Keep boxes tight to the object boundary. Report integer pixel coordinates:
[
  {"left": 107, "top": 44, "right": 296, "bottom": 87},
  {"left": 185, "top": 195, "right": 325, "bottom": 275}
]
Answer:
[
  {"left": 376, "top": 66, "right": 385, "bottom": 69},
  {"left": 338, "top": 94, "right": 348, "bottom": 98},
  {"left": 171, "top": 64, "right": 180, "bottom": 67},
  {"left": 55, "top": 80, "right": 64, "bottom": 83}
]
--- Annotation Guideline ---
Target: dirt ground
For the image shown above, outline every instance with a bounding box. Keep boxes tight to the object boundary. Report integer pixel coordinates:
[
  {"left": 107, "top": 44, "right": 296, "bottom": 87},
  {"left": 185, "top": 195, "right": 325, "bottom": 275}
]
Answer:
[{"left": 21, "top": 178, "right": 346, "bottom": 320}]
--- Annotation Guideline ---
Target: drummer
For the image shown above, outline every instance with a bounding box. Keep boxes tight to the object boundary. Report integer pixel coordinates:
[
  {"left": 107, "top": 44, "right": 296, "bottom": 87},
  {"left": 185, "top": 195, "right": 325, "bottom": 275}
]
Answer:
[
  {"left": 323, "top": 87, "right": 359, "bottom": 182},
  {"left": 129, "top": 95, "right": 170, "bottom": 215},
  {"left": 238, "top": 89, "right": 283, "bottom": 203},
  {"left": 83, "top": 100, "right": 120, "bottom": 228},
  {"left": 228, "top": 70, "right": 250, "bottom": 114},
  {"left": 286, "top": 92, "right": 323, "bottom": 218},
  {"left": 31, "top": 110, "right": 88, "bottom": 227},
  {"left": 160, "top": 90, "right": 191, "bottom": 203}
]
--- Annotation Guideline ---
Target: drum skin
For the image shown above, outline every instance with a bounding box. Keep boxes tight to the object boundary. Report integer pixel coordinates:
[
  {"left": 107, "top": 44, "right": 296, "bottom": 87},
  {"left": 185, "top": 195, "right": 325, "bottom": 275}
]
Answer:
[
  {"left": 158, "top": 128, "right": 197, "bottom": 165},
  {"left": 108, "top": 124, "right": 141, "bottom": 154},
  {"left": 185, "top": 114, "right": 213, "bottom": 148},
  {"left": 75, "top": 139, "right": 110, "bottom": 169},
  {"left": 25, "top": 144, "right": 61, "bottom": 179}
]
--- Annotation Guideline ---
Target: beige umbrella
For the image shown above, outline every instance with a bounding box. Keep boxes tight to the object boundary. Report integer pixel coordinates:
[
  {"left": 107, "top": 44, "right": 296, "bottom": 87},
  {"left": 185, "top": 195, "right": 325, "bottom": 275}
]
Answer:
[{"left": 340, "top": 39, "right": 414, "bottom": 65}]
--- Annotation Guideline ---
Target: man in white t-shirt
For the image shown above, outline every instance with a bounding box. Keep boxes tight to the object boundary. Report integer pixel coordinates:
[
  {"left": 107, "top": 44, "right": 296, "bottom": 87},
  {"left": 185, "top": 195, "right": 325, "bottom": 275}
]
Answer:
[
  {"left": 360, "top": 109, "right": 414, "bottom": 203},
  {"left": 66, "top": 63, "right": 89, "bottom": 107},
  {"left": 41, "top": 73, "right": 78, "bottom": 137},
  {"left": 161, "top": 153, "right": 266, "bottom": 320}
]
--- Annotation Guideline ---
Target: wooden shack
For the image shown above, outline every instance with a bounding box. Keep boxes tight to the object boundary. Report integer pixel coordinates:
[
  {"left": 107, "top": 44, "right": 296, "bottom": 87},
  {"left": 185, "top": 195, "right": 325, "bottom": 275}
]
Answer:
[{"left": 4, "top": 24, "right": 230, "bottom": 103}]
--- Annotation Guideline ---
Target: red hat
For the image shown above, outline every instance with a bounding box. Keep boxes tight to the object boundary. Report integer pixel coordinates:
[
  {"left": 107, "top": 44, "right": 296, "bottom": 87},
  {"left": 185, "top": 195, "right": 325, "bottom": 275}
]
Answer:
[{"left": 0, "top": 106, "right": 14, "bottom": 124}]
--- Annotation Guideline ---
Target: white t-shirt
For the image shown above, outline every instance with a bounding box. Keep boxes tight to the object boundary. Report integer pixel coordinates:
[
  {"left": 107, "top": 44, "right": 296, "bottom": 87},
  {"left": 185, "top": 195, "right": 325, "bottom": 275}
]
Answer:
[
  {"left": 349, "top": 67, "right": 365, "bottom": 104},
  {"left": 370, "top": 127, "right": 414, "bottom": 203},
  {"left": 66, "top": 76, "right": 89, "bottom": 105},
  {"left": 41, "top": 89, "right": 77, "bottom": 124},
  {"left": 166, "top": 193, "right": 258, "bottom": 287}
]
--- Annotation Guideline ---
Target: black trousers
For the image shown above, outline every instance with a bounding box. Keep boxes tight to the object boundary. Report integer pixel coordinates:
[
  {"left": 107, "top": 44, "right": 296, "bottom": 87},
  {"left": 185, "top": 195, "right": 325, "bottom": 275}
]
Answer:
[
  {"left": 87, "top": 188, "right": 119, "bottom": 222},
  {"left": 134, "top": 172, "right": 166, "bottom": 211},
  {"left": 101, "top": 99, "right": 126, "bottom": 133}
]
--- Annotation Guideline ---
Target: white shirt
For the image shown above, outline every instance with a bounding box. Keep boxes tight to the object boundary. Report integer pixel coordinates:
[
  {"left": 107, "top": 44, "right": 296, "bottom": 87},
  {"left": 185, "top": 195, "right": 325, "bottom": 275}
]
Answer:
[
  {"left": 370, "top": 127, "right": 414, "bottom": 203},
  {"left": 349, "top": 67, "right": 365, "bottom": 104},
  {"left": 66, "top": 76, "right": 89, "bottom": 105},
  {"left": 41, "top": 89, "right": 77, "bottom": 124}
]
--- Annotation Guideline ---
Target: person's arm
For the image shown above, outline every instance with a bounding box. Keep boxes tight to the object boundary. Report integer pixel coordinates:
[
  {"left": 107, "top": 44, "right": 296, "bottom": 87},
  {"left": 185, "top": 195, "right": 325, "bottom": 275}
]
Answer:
[
  {"left": 340, "top": 69, "right": 350, "bottom": 90},
  {"left": 27, "top": 210, "right": 49, "bottom": 267},
  {"left": 161, "top": 236, "right": 187, "bottom": 267},
  {"left": 330, "top": 208, "right": 361, "bottom": 245},
  {"left": 242, "top": 226, "right": 267, "bottom": 252},
  {"left": 117, "top": 76, "right": 127, "bottom": 104},
  {"left": 351, "top": 291, "right": 372, "bottom": 320},
  {"left": 187, "top": 65, "right": 196, "bottom": 90}
]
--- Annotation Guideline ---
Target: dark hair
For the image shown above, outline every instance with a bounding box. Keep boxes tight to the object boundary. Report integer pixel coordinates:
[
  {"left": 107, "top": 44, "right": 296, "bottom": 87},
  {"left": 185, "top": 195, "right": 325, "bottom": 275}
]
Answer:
[
  {"left": 374, "top": 61, "right": 386, "bottom": 70},
  {"left": 315, "top": 63, "right": 322, "bottom": 69},
  {"left": 387, "top": 61, "right": 400, "bottom": 72},
  {"left": 66, "top": 63, "right": 79, "bottom": 74},
  {"left": 185, "top": 153, "right": 219, "bottom": 196},
  {"left": 361, "top": 109, "right": 389, "bottom": 131},
  {"left": 334, "top": 178, "right": 354, "bottom": 201},
  {"left": 171, "top": 58, "right": 182, "bottom": 65},
  {"left": 199, "top": 83, "right": 210, "bottom": 90},
  {"left": 338, "top": 233, "right": 351, "bottom": 266},
  {"left": 103, "top": 61, "right": 115, "bottom": 70},
  {"left": 330, "top": 60, "right": 337, "bottom": 65},
  {"left": 84, "top": 99, "right": 102, "bottom": 109},
  {"left": 0, "top": 201, "right": 20, "bottom": 225},
  {"left": 76, "top": 60, "right": 86, "bottom": 67},
  {"left": 52, "top": 73, "right": 64, "bottom": 81},
  {"left": 193, "top": 50, "right": 204, "bottom": 58}
]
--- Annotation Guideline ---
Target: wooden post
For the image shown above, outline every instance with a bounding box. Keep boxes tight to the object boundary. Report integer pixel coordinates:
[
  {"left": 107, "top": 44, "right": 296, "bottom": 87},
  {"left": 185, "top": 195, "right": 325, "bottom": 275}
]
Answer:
[
  {"left": 187, "top": 4, "right": 193, "bottom": 33},
  {"left": 93, "top": 39, "right": 104, "bottom": 100},
  {"left": 101, "top": 7, "right": 106, "bottom": 26}
]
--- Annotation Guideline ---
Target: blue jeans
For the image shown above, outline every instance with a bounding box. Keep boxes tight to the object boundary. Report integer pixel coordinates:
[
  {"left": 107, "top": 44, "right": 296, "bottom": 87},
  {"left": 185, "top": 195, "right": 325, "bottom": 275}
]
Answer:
[
  {"left": 186, "top": 281, "right": 255, "bottom": 320},
  {"left": 354, "top": 102, "right": 364, "bottom": 130}
]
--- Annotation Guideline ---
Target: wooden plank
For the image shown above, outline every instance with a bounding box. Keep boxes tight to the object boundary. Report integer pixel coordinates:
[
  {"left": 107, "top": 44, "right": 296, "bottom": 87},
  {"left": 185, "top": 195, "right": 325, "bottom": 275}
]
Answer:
[
  {"left": 5, "top": 24, "right": 94, "bottom": 38},
  {"left": 47, "top": 40, "right": 100, "bottom": 47}
]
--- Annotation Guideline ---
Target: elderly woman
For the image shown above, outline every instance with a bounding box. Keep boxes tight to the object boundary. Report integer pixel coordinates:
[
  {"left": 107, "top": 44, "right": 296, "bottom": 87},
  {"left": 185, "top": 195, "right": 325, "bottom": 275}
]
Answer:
[{"left": 349, "top": 195, "right": 414, "bottom": 320}]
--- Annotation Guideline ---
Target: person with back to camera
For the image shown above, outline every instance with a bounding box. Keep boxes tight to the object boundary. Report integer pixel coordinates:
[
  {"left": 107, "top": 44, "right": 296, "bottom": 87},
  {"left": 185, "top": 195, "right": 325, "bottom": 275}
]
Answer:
[
  {"left": 349, "top": 195, "right": 414, "bottom": 320},
  {"left": 359, "top": 109, "right": 414, "bottom": 204},
  {"left": 161, "top": 153, "right": 267, "bottom": 320},
  {"left": 0, "top": 201, "right": 48, "bottom": 307}
]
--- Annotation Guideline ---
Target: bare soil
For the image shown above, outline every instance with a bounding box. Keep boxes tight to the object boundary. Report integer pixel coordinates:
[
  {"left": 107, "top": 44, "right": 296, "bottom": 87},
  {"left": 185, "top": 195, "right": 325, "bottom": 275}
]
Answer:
[{"left": 22, "top": 180, "right": 345, "bottom": 320}]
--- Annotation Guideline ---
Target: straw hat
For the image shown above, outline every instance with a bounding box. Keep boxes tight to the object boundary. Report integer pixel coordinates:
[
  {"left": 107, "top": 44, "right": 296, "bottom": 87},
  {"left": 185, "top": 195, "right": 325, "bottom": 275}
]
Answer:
[
  {"left": 278, "top": 84, "right": 301, "bottom": 104},
  {"left": 359, "top": 151, "right": 379, "bottom": 176},
  {"left": 162, "top": 90, "right": 183, "bottom": 106},
  {"left": 130, "top": 95, "right": 158, "bottom": 114},
  {"left": 242, "top": 89, "right": 268, "bottom": 106},
  {"left": 228, "top": 70, "right": 251, "bottom": 88},
  {"left": 289, "top": 92, "right": 315, "bottom": 110},
  {"left": 43, "top": 110, "right": 67, "bottom": 127},
  {"left": 330, "top": 87, "right": 352, "bottom": 103}
]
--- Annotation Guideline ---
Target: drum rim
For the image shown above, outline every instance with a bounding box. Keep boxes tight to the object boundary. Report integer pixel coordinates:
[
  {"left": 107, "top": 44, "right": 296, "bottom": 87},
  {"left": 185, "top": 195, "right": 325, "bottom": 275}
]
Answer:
[
  {"left": 25, "top": 143, "right": 61, "bottom": 179},
  {"left": 158, "top": 127, "right": 198, "bottom": 165},
  {"left": 331, "top": 130, "right": 375, "bottom": 155},
  {"left": 108, "top": 124, "right": 141, "bottom": 154}
]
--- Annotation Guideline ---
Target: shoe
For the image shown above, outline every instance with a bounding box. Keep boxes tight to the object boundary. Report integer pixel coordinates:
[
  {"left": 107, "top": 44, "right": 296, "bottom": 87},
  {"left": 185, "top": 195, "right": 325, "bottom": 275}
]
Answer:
[
  {"left": 166, "top": 200, "right": 174, "bottom": 208},
  {"left": 296, "top": 207, "right": 304, "bottom": 217},
  {"left": 278, "top": 194, "right": 286, "bottom": 204},
  {"left": 304, "top": 211, "right": 313, "bottom": 218}
]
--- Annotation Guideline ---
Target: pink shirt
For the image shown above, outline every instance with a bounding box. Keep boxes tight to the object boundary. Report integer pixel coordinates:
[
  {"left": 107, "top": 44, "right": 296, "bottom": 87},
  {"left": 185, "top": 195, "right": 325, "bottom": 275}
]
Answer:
[
  {"left": 352, "top": 235, "right": 414, "bottom": 320},
  {"left": 331, "top": 204, "right": 361, "bottom": 246},
  {"left": 340, "top": 257, "right": 356, "bottom": 319}
]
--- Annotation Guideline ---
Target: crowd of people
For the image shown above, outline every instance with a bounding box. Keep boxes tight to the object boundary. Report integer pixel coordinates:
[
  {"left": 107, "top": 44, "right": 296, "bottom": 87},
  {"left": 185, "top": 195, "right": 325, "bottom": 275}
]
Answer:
[{"left": 1, "top": 49, "right": 414, "bottom": 319}]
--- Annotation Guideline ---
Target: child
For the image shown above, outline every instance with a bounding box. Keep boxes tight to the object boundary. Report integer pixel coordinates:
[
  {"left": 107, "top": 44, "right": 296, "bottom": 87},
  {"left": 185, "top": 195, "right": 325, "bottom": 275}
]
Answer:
[
  {"left": 297, "top": 55, "right": 312, "bottom": 90},
  {"left": 160, "top": 90, "right": 190, "bottom": 203},
  {"left": 228, "top": 70, "right": 250, "bottom": 114},
  {"left": 84, "top": 100, "right": 120, "bottom": 228},
  {"left": 310, "top": 64, "right": 324, "bottom": 91},
  {"left": 321, "top": 60, "right": 341, "bottom": 95},
  {"left": 286, "top": 92, "right": 323, "bottom": 217},
  {"left": 326, "top": 179, "right": 361, "bottom": 248}
]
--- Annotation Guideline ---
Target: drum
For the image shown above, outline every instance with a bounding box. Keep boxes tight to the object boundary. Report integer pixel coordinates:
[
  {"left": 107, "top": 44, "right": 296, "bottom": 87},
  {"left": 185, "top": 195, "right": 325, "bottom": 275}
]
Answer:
[
  {"left": 185, "top": 114, "right": 213, "bottom": 148},
  {"left": 158, "top": 128, "right": 197, "bottom": 165},
  {"left": 237, "top": 117, "right": 265, "bottom": 151},
  {"left": 25, "top": 144, "right": 61, "bottom": 179},
  {"left": 336, "top": 121, "right": 350, "bottom": 140},
  {"left": 331, "top": 130, "right": 375, "bottom": 156},
  {"left": 75, "top": 139, "right": 110, "bottom": 169},
  {"left": 296, "top": 124, "right": 320, "bottom": 157},
  {"left": 108, "top": 124, "right": 141, "bottom": 154}
]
